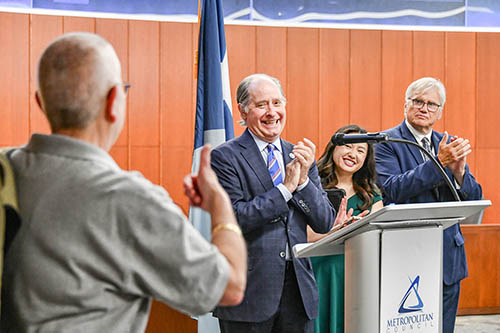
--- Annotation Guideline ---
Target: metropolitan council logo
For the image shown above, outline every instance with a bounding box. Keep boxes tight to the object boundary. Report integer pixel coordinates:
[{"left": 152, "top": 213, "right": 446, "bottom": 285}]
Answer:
[
  {"left": 399, "top": 275, "right": 424, "bottom": 313},
  {"left": 385, "top": 276, "right": 436, "bottom": 332}
]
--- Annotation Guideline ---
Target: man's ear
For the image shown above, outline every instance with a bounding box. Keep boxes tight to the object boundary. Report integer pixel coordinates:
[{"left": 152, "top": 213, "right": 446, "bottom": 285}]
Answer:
[
  {"left": 238, "top": 103, "right": 247, "bottom": 120},
  {"left": 35, "top": 91, "right": 43, "bottom": 111},
  {"left": 105, "top": 86, "right": 118, "bottom": 122}
]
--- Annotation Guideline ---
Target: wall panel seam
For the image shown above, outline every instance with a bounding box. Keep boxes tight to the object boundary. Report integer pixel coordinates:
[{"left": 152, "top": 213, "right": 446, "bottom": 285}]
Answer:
[
  {"left": 158, "top": 22, "right": 163, "bottom": 186},
  {"left": 127, "top": 20, "right": 131, "bottom": 170},
  {"left": 28, "top": 13, "right": 32, "bottom": 137}
]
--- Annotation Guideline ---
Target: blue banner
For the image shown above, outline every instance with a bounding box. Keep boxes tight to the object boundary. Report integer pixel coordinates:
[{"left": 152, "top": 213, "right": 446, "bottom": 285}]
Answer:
[
  {"left": 190, "top": 1, "right": 233, "bottom": 331},
  {"left": 193, "top": 0, "right": 234, "bottom": 154},
  {"left": 2, "top": 0, "right": 500, "bottom": 27},
  {"left": 190, "top": 0, "right": 234, "bottom": 242}
]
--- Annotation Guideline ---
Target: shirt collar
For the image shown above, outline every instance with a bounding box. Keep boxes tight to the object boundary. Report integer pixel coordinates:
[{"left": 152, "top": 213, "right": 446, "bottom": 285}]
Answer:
[
  {"left": 26, "top": 133, "right": 120, "bottom": 170},
  {"left": 405, "top": 119, "right": 433, "bottom": 144},
  {"left": 247, "top": 130, "right": 282, "bottom": 154}
]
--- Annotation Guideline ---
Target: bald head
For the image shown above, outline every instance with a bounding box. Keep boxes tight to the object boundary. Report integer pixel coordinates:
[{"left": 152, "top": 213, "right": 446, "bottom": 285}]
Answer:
[{"left": 37, "top": 32, "right": 122, "bottom": 132}]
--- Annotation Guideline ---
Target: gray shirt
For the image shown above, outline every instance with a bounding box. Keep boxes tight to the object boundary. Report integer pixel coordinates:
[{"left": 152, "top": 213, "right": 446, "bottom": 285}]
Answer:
[{"left": 1, "top": 134, "right": 229, "bottom": 333}]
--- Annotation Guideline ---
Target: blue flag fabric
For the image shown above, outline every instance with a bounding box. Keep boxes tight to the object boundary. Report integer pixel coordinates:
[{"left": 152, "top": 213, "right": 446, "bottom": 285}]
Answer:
[
  {"left": 194, "top": 0, "right": 234, "bottom": 151},
  {"left": 190, "top": 1, "right": 233, "bottom": 332},
  {"left": 190, "top": 0, "right": 234, "bottom": 242}
]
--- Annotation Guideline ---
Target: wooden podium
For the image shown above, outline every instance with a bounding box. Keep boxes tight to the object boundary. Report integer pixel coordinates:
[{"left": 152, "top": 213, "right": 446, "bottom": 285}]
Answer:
[{"left": 293, "top": 200, "right": 491, "bottom": 333}]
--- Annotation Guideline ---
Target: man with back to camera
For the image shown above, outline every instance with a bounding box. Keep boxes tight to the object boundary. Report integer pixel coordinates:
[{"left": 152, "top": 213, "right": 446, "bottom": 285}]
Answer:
[
  {"left": 375, "top": 77, "right": 482, "bottom": 333},
  {"left": 0, "top": 32, "right": 247, "bottom": 332},
  {"left": 210, "top": 73, "right": 336, "bottom": 332}
]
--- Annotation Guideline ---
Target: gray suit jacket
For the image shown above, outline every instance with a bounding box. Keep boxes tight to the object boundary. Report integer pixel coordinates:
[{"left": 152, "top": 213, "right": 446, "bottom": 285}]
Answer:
[{"left": 211, "top": 129, "right": 335, "bottom": 322}]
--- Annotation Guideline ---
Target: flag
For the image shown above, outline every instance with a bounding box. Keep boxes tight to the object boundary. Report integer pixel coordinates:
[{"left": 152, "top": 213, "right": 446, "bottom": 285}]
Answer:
[
  {"left": 189, "top": 1, "right": 233, "bottom": 331},
  {"left": 190, "top": 0, "right": 233, "bottom": 242},
  {"left": 189, "top": 0, "right": 234, "bottom": 333}
]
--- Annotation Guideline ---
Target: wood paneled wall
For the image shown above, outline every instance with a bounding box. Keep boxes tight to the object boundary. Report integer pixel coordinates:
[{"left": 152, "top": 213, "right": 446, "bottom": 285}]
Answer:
[
  {"left": 2, "top": 13, "right": 498, "bottom": 222},
  {"left": 459, "top": 225, "right": 500, "bottom": 315},
  {"left": 1, "top": 11, "right": 499, "bottom": 329}
]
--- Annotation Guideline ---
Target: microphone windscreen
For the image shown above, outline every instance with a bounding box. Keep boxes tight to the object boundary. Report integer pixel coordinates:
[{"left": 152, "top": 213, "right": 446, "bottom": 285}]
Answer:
[{"left": 330, "top": 133, "right": 344, "bottom": 146}]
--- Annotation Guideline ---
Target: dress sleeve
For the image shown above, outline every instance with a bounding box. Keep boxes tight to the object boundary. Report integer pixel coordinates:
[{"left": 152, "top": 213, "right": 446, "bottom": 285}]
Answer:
[{"left": 372, "top": 189, "right": 383, "bottom": 204}]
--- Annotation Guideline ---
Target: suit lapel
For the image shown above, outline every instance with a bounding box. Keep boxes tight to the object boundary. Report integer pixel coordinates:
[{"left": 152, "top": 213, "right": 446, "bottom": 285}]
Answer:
[
  {"left": 400, "top": 122, "right": 425, "bottom": 164},
  {"left": 432, "top": 131, "right": 455, "bottom": 192},
  {"left": 238, "top": 129, "right": 275, "bottom": 190},
  {"left": 431, "top": 131, "right": 442, "bottom": 153},
  {"left": 281, "top": 139, "right": 294, "bottom": 166}
]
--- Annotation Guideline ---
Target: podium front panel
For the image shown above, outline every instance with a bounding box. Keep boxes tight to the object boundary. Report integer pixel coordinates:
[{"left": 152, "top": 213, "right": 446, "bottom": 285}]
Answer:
[
  {"left": 380, "top": 227, "right": 442, "bottom": 333},
  {"left": 345, "top": 230, "right": 381, "bottom": 333}
]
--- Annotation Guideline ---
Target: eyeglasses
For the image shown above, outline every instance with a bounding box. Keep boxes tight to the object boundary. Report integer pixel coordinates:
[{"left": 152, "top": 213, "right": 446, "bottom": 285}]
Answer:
[
  {"left": 409, "top": 98, "right": 440, "bottom": 112},
  {"left": 122, "top": 82, "right": 131, "bottom": 95}
]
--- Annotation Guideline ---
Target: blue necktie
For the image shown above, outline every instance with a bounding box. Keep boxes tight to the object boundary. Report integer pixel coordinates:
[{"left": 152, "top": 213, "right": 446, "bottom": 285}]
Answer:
[{"left": 267, "top": 144, "right": 283, "bottom": 187}]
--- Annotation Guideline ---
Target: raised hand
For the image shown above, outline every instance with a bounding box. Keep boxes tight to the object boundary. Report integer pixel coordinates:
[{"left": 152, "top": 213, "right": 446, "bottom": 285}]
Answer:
[
  {"left": 183, "top": 145, "right": 227, "bottom": 212},
  {"left": 292, "top": 138, "right": 316, "bottom": 185},
  {"left": 283, "top": 159, "right": 301, "bottom": 193},
  {"left": 333, "top": 197, "right": 351, "bottom": 227},
  {"left": 437, "top": 132, "right": 471, "bottom": 184}
]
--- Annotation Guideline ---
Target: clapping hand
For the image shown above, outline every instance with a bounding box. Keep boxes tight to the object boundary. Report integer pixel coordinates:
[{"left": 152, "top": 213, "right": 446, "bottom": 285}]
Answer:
[
  {"left": 333, "top": 197, "right": 352, "bottom": 227},
  {"left": 292, "top": 138, "right": 316, "bottom": 185},
  {"left": 437, "top": 131, "right": 471, "bottom": 185},
  {"left": 331, "top": 198, "right": 369, "bottom": 232}
]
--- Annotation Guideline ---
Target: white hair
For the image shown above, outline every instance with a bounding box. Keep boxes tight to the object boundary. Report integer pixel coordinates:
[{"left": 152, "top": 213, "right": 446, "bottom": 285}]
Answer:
[{"left": 405, "top": 77, "right": 446, "bottom": 107}]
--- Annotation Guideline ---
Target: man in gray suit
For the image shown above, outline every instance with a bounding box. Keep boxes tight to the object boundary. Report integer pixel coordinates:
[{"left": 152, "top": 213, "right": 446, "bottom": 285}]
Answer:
[{"left": 211, "top": 74, "right": 335, "bottom": 332}]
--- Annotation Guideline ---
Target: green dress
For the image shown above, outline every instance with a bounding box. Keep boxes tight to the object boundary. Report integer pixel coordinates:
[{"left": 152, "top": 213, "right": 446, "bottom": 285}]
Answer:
[{"left": 311, "top": 192, "right": 382, "bottom": 333}]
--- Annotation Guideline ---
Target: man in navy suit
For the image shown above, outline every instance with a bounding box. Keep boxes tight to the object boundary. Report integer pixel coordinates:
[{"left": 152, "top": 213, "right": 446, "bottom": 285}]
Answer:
[
  {"left": 375, "top": 77, "right": 482, "bottom": 333},
  {"left": 211, "top": 74, "right": 335, "bottom": 332}
]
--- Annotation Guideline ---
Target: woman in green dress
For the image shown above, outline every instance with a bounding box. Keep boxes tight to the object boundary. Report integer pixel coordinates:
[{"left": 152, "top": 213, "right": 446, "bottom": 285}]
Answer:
[{"left": 308, "top": 124, "right": 383, "bottom": 333}]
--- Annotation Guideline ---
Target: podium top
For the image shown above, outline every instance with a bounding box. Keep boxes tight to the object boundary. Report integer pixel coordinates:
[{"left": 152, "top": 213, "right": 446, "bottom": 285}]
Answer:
[
  {"left": 294, "top": 200, "right": 491, "bottom": 259},
  {"left": 353, "top": 200, "right": 490, "bottom": 223}
]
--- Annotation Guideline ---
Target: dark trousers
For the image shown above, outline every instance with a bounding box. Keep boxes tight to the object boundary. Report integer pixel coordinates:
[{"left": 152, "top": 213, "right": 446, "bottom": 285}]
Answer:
[
  {"left": 218, "top": 261, "right": 314, "bottom": 333},
  {"left": 443, "top": 281, "right": 461, "bottom": 333}
]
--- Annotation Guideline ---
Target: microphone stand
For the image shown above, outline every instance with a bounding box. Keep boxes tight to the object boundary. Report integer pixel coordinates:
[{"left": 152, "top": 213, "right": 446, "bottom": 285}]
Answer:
[{"left": 385, "top": 137, "right": 461, "bottom": 202}]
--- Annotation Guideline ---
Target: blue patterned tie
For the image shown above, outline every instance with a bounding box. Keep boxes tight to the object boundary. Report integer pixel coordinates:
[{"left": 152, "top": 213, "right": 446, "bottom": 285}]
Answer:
[
  {"left": 421, "top": 137, "right": 432, "bottom": 161},
  {"left": 422, "top": 137, "right": 440, "bottom": 199},
  {"left": 267, "top": 144, "right": 283, "bottom": 187}
]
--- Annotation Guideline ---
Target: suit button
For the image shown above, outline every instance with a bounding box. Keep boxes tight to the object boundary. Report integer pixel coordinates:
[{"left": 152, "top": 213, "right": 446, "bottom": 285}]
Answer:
[{"left": 279, "top": 251, "right": 286, "bottom": 258}]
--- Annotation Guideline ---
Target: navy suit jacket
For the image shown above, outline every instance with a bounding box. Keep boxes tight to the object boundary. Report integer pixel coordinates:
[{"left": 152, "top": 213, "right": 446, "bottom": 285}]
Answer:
[
  {"left": 211, "top": 129, "right": 335, "bottom": 322},
  {"left": 375, "top": 121, "right": 482, "bottom": 286}
]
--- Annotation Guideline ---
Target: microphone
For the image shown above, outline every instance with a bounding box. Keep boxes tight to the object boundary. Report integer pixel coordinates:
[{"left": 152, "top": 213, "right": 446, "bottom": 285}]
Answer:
[
  {"left": 331, "top": 132, "right": 389, "bottom": 145},
  {"left": 329, "top": 131, "right": 461, "bottom": 201}
]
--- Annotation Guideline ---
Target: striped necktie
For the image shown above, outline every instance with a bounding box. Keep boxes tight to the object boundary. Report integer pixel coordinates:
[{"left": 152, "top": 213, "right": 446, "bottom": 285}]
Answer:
[
  {"left": 421, "top": 137, "right": 432, "bottom": 161},
  {"left": 421, "top": 137, "right": 440, "bottom": 199},
  {"left": 267, "top": 144, "right": 283, "bottom": 187}
]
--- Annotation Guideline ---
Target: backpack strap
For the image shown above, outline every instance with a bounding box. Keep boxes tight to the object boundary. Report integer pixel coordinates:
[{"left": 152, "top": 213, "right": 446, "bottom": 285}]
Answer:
[
  {"left": 0, "top": 148, "right": 18, "bottom": 211},
  {"left": 0, "top": 147, "right": 18, "bottom": 315}
]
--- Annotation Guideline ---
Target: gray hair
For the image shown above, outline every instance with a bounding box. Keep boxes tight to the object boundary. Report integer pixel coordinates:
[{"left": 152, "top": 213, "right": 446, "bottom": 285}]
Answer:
[
  {"left": 236, "top": 74, "right": 286, "bottom": 126},
  {"left": 405, "top": 77, "right": 446, "bottom": 107},
  {"left": 37, "top": 32, "right": 121, "bottom": 132}
]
